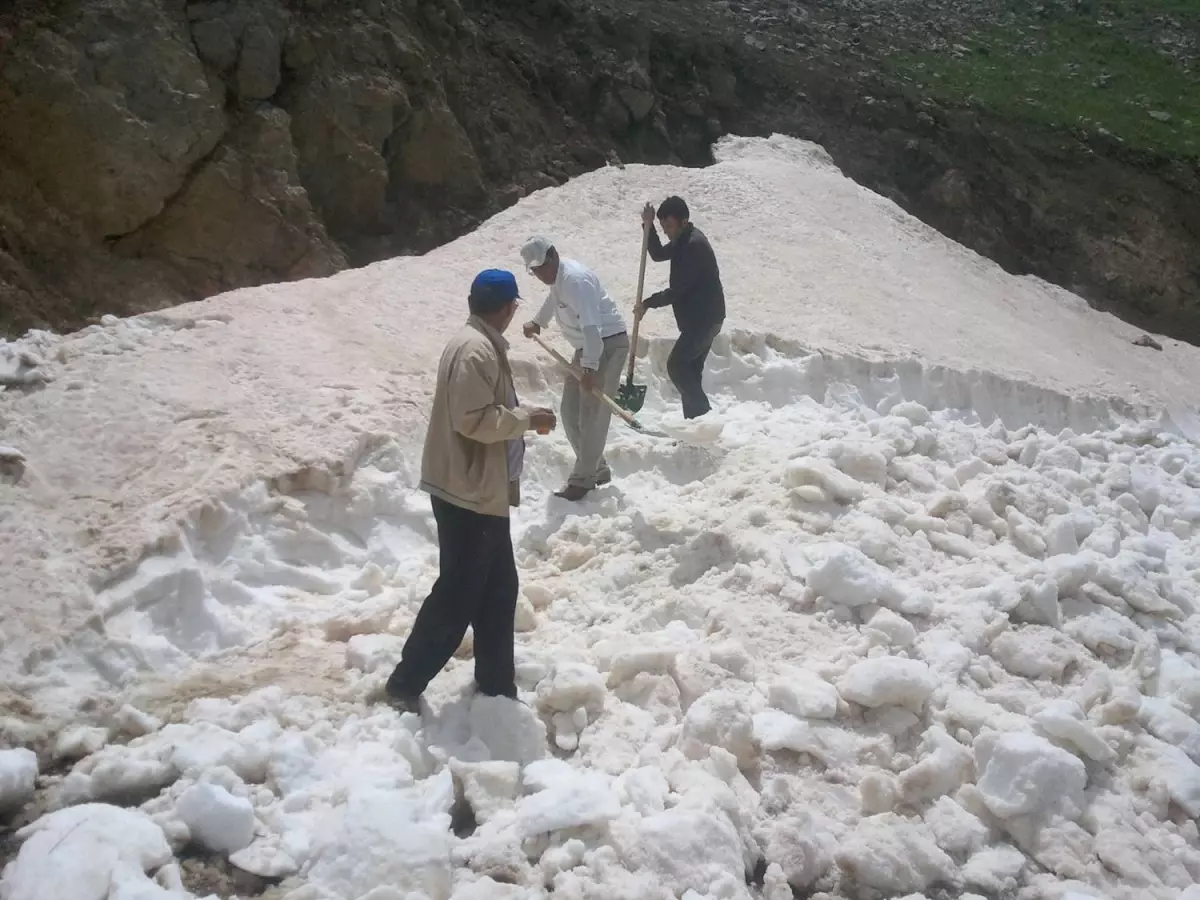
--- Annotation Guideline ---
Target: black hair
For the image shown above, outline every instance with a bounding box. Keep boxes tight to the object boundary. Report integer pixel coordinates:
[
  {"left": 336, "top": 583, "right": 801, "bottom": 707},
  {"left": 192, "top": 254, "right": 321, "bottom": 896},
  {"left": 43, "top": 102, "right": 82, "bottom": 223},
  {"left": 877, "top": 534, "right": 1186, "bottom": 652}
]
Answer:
[
  {"left": 657, "top": 196, "right": 689, "bottom": 222},
  {"left": 468, "top": 289, "right": 513, "bottom": 317}
]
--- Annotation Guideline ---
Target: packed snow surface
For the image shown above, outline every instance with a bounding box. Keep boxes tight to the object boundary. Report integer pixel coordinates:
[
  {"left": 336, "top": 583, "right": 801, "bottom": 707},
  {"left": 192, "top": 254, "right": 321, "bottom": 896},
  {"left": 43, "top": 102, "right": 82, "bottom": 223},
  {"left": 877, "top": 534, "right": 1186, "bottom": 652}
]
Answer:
[{"left": 2, "top": 135, "right": 1200, "bottom": 900}]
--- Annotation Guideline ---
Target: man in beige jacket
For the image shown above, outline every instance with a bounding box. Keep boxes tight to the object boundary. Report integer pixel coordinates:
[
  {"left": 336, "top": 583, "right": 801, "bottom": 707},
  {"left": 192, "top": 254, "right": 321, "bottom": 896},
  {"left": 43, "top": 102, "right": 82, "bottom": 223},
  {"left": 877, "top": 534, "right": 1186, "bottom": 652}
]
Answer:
[{"left": 386, "top": 269, "right": 556, "bottom": 713}]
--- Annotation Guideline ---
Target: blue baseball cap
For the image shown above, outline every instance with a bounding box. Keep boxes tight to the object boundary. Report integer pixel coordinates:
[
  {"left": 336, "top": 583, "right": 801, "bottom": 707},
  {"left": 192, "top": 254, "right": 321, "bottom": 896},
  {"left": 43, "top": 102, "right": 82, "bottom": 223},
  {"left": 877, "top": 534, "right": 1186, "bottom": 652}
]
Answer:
[{"left": 469, "top": 269, "right": 520, "bottom": 310}]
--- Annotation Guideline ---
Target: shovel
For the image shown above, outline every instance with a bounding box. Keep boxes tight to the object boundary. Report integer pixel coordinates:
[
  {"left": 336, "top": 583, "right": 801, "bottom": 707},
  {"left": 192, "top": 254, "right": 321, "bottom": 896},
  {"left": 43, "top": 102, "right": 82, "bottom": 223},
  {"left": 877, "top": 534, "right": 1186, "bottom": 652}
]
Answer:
[
  {"left": 529, "top": 333, "right": 668, "bottom": 438},
  {"left": 616, "top": 217, "right": 651, "bottom": 413}
]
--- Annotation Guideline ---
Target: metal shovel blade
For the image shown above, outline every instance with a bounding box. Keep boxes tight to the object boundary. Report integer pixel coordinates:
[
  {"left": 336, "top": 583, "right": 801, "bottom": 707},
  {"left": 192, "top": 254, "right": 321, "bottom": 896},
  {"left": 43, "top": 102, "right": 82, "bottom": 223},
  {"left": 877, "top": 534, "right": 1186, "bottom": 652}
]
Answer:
[{"left": 616, "top": 378, "right": 647, "bottom": 413}]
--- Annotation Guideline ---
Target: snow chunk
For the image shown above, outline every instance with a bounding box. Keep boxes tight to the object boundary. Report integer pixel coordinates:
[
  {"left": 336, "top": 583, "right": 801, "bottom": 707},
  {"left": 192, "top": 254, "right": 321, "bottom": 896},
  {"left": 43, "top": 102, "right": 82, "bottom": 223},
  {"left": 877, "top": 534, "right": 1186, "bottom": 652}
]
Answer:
[
  {"left": 962, "top": 844, "right": 1027, "bottom": 893},
  {"left": 536, "top": 661, "right": 607, "bottom": 713},
  {"left": 899, "top": 727, "right": 973, "bottom": 804},
  {"left": 974, "top": 731, "right": 1086, "bottom": 820},
  {"left": 175, "top": 782, "right": 256, "bottom": 854},
  {"left": 785, "top": 458, "right": 865, "bottom": 504},
  {"left": 835, "top": 813, "right": 957, "bottom": 894},
  {"left": 54, "top": 726, "right": 110, "bottom": 761},
  {"left": 761, "top": 811, "right": 834, "bottom": 889},
  {"left": 467, "top": 694, "right": 547, "bottom": 765},
  {"left": 988, "top": 627, "right": 1075, "bottom": 680},
  {"left": 1034, "top": 699, "right": 1116, "bottom": 763},
  {"left": 113, "top": 705, "right": 163, "bottom": 738},
  {"left": 306, "top": 776, "right": 455, "bottom": 900},
  {"left": 612, "top": 802, "right": 745, "bottom": 897},
  {"left": 866, "top": 607, "right": 918, "bottom": 647},
  {"left": 766, "top": 667, "right": 840, "bottom": 719},
  {"left": 1, "top": 804, "right": 172, "bottom": 900},
  {"left": 517, "top": 758, "right": 620, "bottom": 836},
  {"left": 677, "top": 690, "right": 757, "bottom": 769},
  {"left": 923, "top": 797, "right": 989, "bottom": 857},
  {"left": 836, "top": 657, "right": 935, "bottom": 712},
  {"left": 1139, "top": 697, "right": 1200, "bottom": 763},
  {"left": 806, "top": 544, "right": 916, "bottom": 613},
  {"left": 345, "top": 633, "right": 404, "bottom": 673},
  {"left": 0, "top": 748, "right": 38, "bottom": 813},
  {"left": 754, "top": 711, "right": 859, "bottom": 769},
  {"left": 891, "top": 401, "right": 932, "bottom": 425},
  {"left": 449, "top": 760, "right": 519, "bottom": 825}
]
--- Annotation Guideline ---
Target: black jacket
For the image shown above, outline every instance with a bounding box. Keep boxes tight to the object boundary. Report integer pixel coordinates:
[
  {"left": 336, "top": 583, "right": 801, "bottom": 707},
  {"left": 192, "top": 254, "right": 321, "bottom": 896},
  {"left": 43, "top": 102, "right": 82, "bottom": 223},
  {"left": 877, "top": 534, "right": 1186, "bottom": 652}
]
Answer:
[{"left": 644, "top": 223, "right": 725, "bottom": 333}]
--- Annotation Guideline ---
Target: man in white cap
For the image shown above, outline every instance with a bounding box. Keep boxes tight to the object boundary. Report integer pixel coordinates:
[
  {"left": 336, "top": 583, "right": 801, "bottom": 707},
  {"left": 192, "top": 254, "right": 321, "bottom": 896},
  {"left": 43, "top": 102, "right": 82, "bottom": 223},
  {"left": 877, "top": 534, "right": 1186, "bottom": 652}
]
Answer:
[{"left": 521, "top": 236, "right": 629, "bottom": 501}]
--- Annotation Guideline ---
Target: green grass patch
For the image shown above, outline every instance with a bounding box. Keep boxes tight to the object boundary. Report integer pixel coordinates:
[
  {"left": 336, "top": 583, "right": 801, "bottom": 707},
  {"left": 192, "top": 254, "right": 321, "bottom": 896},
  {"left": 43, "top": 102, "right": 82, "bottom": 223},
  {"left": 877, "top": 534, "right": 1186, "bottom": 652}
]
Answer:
[{"left": 887, "top": 1, "right": 1200, "bottom": 157}]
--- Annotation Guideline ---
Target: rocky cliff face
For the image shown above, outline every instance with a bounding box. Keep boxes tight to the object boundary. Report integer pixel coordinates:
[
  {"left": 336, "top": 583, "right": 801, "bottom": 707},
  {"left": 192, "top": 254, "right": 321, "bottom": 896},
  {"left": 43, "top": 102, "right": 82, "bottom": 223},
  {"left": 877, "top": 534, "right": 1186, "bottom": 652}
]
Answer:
[{"left": 1, "top": 0, "right": 1196, "bottom": 342}]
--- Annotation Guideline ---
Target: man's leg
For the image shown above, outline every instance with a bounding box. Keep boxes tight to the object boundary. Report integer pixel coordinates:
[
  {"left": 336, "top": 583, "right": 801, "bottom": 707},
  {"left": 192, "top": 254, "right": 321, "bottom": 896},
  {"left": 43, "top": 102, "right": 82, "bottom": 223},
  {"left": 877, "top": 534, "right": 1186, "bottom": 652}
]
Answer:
[
  {"left": 470, "top": 517, "right": 519, "bottom": 698},
  {"left": 667, "top": 323, "right": 720, "bottom": 419},
  {"left": 386, "top": 497, "right": 496, "bottom": 703},
  {"left": 568, "top": 335, "right": 629, "bottom": 489},
  {"left": 560, "top": 350, "right": 583, "bottom": 459}
]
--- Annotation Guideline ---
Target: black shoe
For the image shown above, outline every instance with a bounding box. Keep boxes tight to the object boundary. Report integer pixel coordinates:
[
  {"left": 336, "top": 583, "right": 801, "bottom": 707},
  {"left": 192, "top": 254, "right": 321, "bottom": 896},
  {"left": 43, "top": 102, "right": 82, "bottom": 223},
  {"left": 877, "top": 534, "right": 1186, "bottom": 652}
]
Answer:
[
  {"left": 385, "top": 690, "right": 422, "bottom": 714},
  {"left": 596, "top": 471, "right": 612, "bottom": 486},
  {"left": 554, "top": 484, "right": 591, "bottom": 501},
  {"left": 384, "top": 676, "right": 423, "bottom": 714}
]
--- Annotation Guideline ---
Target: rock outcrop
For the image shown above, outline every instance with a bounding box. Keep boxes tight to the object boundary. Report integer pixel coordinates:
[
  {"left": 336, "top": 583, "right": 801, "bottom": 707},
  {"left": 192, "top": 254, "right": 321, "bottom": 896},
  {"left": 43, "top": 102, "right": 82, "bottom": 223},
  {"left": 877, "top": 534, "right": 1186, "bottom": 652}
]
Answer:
[{"left": 0, "top": 0, "right": 1196, "bottom": 342}]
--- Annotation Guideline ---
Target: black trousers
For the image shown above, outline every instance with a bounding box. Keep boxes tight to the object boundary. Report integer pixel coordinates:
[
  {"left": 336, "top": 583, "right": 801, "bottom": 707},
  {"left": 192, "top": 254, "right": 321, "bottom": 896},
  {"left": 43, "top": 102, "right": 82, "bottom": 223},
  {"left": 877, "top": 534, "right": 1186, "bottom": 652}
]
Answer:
[
  {"left": 387, "top": 495, "right": 519, "bottom": 699},
  {"left": 667, "top": 320, "right": 723, "bottom": 419}
]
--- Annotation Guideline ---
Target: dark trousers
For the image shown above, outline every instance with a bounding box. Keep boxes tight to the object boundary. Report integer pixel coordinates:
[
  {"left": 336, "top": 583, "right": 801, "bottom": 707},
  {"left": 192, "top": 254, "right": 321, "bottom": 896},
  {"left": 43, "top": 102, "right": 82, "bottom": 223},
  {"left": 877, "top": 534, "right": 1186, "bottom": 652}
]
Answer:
[
  {"left": 386, "top": 496, "right": 519, "bottom": 699},
  {"left": 667, "top": 320, "right": 723, "bottom": 419}
]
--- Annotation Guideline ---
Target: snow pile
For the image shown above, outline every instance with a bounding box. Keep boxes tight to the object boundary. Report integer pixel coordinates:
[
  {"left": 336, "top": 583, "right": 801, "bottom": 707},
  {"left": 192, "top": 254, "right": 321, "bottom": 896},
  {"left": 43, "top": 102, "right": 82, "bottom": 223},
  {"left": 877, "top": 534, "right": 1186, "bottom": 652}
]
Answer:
[{"left": 2, "top": 134, "right": 1200, "bottom": 900}]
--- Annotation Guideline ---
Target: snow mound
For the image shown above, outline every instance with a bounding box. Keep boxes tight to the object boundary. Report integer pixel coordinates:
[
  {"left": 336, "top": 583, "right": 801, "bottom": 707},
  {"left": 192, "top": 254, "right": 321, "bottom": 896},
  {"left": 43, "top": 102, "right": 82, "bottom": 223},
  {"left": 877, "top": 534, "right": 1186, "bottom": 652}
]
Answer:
[{"left": 3, "top": 134, "right": 1200, "bottom": 900}]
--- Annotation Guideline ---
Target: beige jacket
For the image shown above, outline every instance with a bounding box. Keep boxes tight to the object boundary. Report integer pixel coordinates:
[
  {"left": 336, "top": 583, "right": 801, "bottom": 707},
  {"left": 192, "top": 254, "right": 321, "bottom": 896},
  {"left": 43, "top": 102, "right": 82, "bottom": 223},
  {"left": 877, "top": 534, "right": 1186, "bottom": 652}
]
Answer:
[{"left": 420, "top": 316, "right": 532, "bottom": 518}]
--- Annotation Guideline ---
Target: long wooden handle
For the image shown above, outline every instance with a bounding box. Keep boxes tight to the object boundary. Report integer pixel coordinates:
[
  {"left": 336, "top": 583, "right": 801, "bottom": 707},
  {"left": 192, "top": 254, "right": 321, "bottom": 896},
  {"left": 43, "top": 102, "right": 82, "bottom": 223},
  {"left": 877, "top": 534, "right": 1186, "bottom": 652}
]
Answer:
[
  {"left": 625, "top": 217, "right": 651, "bottom": 383},
  {"left": 529, "top": 333, "right": 642, "bottom": 429}
]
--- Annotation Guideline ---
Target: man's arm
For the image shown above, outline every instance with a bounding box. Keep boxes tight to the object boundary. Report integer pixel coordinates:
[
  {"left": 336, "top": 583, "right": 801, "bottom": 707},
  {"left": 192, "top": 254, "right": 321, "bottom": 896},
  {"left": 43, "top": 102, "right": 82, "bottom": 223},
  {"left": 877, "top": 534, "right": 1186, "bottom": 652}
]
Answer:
[
  {"left": 447, "top": 350, "right": 531, "bottom": 443},
  {"left": 565, "top": 274, "right": 606, "bottom": 370},
  {"left": 644, "top": 239, "right": 707, "bottom": 309},
  {"left": 646, "top": 226, "right": 673, "bottom": 262}
]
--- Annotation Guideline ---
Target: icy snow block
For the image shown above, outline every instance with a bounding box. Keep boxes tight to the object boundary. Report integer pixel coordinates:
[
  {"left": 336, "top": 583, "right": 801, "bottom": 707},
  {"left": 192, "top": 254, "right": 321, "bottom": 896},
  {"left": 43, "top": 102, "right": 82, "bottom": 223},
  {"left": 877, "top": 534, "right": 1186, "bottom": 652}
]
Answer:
[
  {"left": 1033, "top": 699, "right": 1115, "bottom": 763},
  {"left": 806, "top": 544, "right": 910, "bottom": 610},
  {"left": 1139, "top": 697, "right": 1200, "bottom": 763},
  {"left": 785, "top": 459, "right": 864, "bottom": 504},
  {"left": 0, "top": 747, "right": 38, "bottom": 812},
  {"left": 611, "top": 803, "right": 745, "bottom": 897},
  {"left": 974, "top": 731, "right": 1086, "bottom": 820},
  {"left": 517, "top": 758, "right": 620, "bottom": 837},
  {"left": 0, "top": 804, "right": 173, "bottom": 900},
  {"left": 677, "top": 690, "right": 757, "bottom": 769},
  {"left": 835, "top": 813, "right": 957, "bottom": 894},
  {"left": 767, "top": 667, "right": 840, "bottom": 719},
  {"left": 345, "top": 633, "right": 405, "bottom": 674},
  {"left": 761, "top": 811, "right": 834, "bottom": 888},
  {"left": 836, "top": 657, "right": 935, "bottom": 713},
  {"left": 467, "top": 694, "right": 547, "bottom": 765},
  {"left": 536, "top": 661, "right": 607, "bottom": 713},
  {"left": 176, "top": 782, "right": 255, "bottom": 854},
  {"left": 306, "top": 781, "right": 454, "bottom": 900}
]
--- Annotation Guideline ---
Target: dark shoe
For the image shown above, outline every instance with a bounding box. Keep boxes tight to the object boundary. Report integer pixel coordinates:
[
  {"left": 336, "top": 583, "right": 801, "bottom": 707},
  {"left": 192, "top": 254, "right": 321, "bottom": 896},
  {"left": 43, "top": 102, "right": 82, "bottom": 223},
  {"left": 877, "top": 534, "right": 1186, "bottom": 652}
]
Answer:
[
  {"left": 384, "top": 674, "right": 423, "bottom": 714},
  {"left": 596, "top": 470, "right": 612, "bottom": 486},
  {"left": 384, "top": 691, "right": 422, "bottom": 715},
  {"left": 554, "top": 484, "right": 591, "bottom": 501}
]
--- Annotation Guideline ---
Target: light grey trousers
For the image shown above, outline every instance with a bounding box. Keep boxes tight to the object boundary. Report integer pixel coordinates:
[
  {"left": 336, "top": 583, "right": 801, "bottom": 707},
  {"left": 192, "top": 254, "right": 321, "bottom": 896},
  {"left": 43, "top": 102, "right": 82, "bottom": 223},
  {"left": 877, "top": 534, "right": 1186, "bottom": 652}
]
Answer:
[{"left": 562, "top": 332, "right": 630, "bottom": 489}]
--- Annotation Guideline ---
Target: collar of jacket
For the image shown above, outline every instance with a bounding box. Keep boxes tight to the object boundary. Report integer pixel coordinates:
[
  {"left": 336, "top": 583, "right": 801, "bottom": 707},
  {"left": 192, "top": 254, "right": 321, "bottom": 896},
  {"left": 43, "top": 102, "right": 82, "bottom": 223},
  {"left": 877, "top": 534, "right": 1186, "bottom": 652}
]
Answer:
[
  {"left": 465, "top": 315, "right": 516, "bottom": 381},
  {"left": 467, "top": 314, "right": 510, "bottom": 351}
]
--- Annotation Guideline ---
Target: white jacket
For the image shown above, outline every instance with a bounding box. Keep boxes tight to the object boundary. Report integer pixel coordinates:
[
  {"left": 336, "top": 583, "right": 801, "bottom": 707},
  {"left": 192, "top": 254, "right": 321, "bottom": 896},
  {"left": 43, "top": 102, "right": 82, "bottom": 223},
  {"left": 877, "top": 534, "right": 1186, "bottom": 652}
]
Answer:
[{"left": 532, "top": 258, "right": 626, "bottom": 369}]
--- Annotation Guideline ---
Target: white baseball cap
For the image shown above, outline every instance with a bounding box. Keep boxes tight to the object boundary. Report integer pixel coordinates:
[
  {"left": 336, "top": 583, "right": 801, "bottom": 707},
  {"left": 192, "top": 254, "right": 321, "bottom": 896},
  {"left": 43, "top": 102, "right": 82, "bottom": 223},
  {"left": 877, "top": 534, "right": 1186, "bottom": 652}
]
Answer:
[{"left": 520, "top": 236, "right": 554, "bottom": 270}]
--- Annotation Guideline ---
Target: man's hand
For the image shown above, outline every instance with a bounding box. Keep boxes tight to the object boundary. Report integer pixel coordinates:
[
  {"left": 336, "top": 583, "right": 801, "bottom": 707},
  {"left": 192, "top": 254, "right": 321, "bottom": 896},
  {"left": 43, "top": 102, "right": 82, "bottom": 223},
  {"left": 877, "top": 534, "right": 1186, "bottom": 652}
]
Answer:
[
  {"left": 529, "top": 408, "right": 557, "bottom": 433},
  {"left": 641, "top": 202, "right": 656, "bottom": 227},
  {"left": 633, "top": 301, "right": 646, "bottom": 319},
  {"left": 523, "top": 321, "right": 541, "bottom": 338},
  {"left": 580, "top": 368, "right": 597, "bottom": 394}
]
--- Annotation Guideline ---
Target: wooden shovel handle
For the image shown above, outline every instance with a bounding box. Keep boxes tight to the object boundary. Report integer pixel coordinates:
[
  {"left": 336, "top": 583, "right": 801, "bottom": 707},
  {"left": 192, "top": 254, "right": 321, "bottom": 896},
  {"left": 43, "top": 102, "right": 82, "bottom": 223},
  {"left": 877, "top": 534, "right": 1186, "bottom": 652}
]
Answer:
[
  {"left": 626, "top": 215, "right": 651, "bottom": 383},
  {"left": 529, "top": 333, "right": 643, "bottom": 429}
]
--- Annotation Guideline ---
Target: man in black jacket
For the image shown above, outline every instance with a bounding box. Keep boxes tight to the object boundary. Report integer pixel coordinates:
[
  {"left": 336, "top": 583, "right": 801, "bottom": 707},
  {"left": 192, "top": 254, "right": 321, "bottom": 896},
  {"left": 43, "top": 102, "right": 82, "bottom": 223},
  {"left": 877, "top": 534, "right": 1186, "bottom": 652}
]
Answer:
[{"left": 636, "top": 196, "right": 726, "bottom": 419}]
